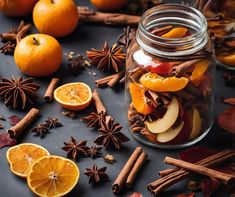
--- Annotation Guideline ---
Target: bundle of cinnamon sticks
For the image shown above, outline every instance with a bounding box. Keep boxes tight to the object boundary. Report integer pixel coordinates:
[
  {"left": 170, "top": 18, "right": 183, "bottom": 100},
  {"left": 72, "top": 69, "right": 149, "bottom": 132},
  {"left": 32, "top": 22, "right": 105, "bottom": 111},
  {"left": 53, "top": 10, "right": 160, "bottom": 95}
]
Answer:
[
  {"left": 147, "top": 150, "right": 235, "bottom": 196},
  {"left": 112, "top": 147, "right": 148, "bottom": 194}
]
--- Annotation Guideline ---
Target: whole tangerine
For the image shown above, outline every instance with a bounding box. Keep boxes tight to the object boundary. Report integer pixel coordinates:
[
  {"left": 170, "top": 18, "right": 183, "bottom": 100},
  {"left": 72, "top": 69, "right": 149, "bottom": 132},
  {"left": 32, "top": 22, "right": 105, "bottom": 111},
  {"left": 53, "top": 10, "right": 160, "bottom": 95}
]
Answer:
[
  {"left": 33, "top": 0, "right": 79, "bottom": 38},
  {"left": 14, "top": 34, "right": 62, "bottom": 77},
  {"left": 90, "top": 0, "right": 128, "bottom": 11},
  {"left": 0, "top": 0, "right": 38, "bottom": 17}
]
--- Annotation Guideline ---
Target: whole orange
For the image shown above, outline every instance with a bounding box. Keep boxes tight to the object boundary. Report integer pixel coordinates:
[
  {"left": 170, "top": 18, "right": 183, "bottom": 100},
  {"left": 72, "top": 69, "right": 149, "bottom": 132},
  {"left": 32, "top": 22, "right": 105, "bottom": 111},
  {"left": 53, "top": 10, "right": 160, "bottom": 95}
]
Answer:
[
  {"left": 0, "top": 0, "right": 38, "bottom": 17},
  {"left": 14, "top": 34, "right": 62, "bottom": 77},
  {"left": 90, "top": 0, "right": 128, "bottom": 11},
  {"left": 33, "top": 0, "right": 78, "bottom": 38}
]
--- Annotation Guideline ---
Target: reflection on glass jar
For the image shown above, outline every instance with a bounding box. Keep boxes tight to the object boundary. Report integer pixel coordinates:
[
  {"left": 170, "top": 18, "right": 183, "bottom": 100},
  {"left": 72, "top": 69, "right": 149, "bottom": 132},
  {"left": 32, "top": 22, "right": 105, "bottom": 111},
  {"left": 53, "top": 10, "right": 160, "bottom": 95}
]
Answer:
[
  {"left": 193, "top": 0, "right": 235, "bottom": 70},
  {"left": 125, "top": 4, "right": 215, "bottom": 149}
]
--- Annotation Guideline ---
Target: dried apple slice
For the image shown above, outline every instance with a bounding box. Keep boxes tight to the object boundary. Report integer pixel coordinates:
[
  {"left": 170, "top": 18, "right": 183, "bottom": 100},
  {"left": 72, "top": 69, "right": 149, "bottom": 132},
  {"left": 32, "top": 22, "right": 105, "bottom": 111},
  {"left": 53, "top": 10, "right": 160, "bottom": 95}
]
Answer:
[
  {"left": 189, "top": 107, "right": 202, "bottom": 140},
  {"left": 157, "top": 122, "right": 184, "bottom": 143},
  {"left": 145, "top": 96, "right": 179, "bottom": 133}
]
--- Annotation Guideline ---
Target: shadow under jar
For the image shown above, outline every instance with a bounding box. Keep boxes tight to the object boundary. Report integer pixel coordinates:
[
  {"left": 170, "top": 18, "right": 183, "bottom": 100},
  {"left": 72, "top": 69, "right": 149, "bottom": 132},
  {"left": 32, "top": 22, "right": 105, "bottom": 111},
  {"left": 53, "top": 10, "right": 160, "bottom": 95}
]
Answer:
[{"left": 125, "top": 4, "right": 215, "bottom": 149}]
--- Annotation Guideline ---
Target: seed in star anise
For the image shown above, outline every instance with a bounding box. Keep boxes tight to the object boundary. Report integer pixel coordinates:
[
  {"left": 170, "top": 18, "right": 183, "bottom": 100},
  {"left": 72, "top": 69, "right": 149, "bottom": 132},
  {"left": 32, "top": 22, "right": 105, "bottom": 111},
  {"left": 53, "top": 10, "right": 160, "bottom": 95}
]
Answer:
[
  {"left": 0, "top": 76, "right": 40, "bottom": 110},
  {"left": 87, "top": 146, "right": 102, "bottom": 159},
  {"left": 94, "top": 118, "right": 129, "bottom": 150},
  {"left": 82, "top": 111, "right": 106, "bottom": 128},
  {"left": 62, "top": 137, "right": 89, "bottom": 160},
  {"left": 45, "top": 117, "right": 63, "bottom": 129},
  {"left": 30, "top": 124, "right": 50, "bottom": 138},
  {"left": 87, "top": 41, "right": 126, "bottom": 72},
  {"left": 84, "top": 164, "right": 109, "bottom": 184}
]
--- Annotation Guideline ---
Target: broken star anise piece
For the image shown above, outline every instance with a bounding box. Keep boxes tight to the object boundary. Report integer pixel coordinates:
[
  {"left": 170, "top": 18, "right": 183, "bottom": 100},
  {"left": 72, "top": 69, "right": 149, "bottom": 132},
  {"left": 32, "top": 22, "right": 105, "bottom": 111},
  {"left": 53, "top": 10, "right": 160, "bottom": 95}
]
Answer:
[
  {"left": 94, "top": 118, "right": 129, "bottom": 150},
  {"left": 62, "top": 137, "right": 89, "bottom": 160},
  {"left": 117, "top": 26, "right": 136, "bottom": 49},
  {"left": 0, "top": 41, "right": 16, "bottom": 55},
  {"left": 45, "top": 117, "right": 63, "bottom": 129},
  {"left": 82, "top": 111, "right": 106, "bottom": 128},
  {"left": 30, "top": 124, "right": 50, "bottom": 138},
  {"left": 67, "top": 54, "right": 90, "bottom": 74},
  {"left": 0, "top": 76, "right": 40, "bottom": 110},
  {"left": 87, "top": 42, "right": 126, "bottom": 72},
  {"left": 84, "top": 164, "right": 109, "bottom": 184},
  {"left": 87, "top": 146, "right": 102, "bottom": 159}
]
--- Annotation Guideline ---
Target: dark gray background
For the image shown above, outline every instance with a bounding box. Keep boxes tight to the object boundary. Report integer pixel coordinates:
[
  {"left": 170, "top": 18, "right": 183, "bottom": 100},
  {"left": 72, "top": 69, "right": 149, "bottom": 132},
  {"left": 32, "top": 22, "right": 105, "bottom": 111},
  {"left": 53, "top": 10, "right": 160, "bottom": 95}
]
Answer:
[{"left": 0, "top": 0, "right": 234, "bottom": 197}]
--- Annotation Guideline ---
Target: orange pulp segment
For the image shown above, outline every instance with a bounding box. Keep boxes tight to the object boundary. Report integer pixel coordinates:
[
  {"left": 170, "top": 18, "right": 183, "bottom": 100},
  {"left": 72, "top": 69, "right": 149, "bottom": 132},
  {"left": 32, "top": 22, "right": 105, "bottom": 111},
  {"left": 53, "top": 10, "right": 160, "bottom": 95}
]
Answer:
[
  {"left": 140, "top": 72, "right": 188, "bottom": 92},
  {"left": 129, "top": 83, "right": 153, "bottom": 115},
  {"left": 54, "top": 82, "right": 92, "bottom": 111},
  {"left": 161, "top": 27, "right": 188, "bottom": 38},
  {"left": 190, "top": 60, "right": 209, "bottom": 85},
  {"left": 6, "top": 143, "right": 50, "bottom": 178},
  {"left": 27, "top": 155, "right": 79, "bottom": 197}
]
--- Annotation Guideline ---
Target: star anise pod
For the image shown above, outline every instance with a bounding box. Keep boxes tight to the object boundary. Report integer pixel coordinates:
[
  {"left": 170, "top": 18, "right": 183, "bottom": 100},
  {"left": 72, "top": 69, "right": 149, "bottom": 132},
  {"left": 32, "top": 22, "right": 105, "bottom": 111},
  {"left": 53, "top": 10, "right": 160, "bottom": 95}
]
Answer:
[
  {"left": 45, "top": 117, "right": 63, "bottom": 129},
  {"left": 118, "top": 26, "right": 136, "bottom": 49},
  {"left": 94, "top": 118, "right": 129, "bottom": 150},
  {"left": 84, "top": 164, "right": 109, "bottom": 184},
  {"left": 0, "top": 41, "right": 16, "bottom": 54},
  {"left": 67, "top": 54, "right": 90, "bottom": 74},
  {"left": 82, "top": 111, "right": 106, "bottom": 128},
  {"left": 87, "top": 146, "right": 102, "bottom": 159},
  {"left": 87, "top": 42, "right": 126, "bottom": 72},
  {"left": 0, "top": 76, "right": 40, "bottom": 110},
  {"left": 62, "top": 137, "right": 89, "bottom": 160},
  {"left": 30, "top": 124, "right": 50, "bottom": 138}
]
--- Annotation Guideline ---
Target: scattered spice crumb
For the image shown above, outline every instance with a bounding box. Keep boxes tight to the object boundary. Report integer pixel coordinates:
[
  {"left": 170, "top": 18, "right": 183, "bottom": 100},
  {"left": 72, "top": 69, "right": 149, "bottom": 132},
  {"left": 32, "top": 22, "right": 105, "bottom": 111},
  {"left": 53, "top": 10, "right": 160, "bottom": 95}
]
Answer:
[
  {"left": 104, "top": 154, "right": 116, "bottom": 164},
  {"left": 0, "top": 115, "right": 6, "bottom": 121},
  {"left": 188, "top": 180, "right": 201, "bottom": 192},
  {"left": 0, "top": 124, "right": 4, "bottom": 129},
  {"left": 92, "top": 72, "right": 97, "bottom": 76},
  {"left": 61, "top": 111, "right": 78, "bottom": 119}
]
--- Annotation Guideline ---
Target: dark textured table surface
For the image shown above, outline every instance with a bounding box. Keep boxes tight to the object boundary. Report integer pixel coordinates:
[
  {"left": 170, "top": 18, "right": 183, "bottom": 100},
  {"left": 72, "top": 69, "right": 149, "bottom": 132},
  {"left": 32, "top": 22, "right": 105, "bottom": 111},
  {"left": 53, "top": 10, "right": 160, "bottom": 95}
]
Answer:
[{"left": 0, "top": 1, "right": 234, "bottom": 197}]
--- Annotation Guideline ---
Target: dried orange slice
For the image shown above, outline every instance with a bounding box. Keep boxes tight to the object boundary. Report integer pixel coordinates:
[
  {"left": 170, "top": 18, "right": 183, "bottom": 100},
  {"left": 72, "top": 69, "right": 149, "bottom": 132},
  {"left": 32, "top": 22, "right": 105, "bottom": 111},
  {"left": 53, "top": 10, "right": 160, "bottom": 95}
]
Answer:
[
  {"left": 140, "top": 72, "right": 188, "bottom": 92},
  {"left": 54, "top": 82, "right": 92, "bottom": 111},
  {"left": 27, "top": 155, "right": 79, "bottom": 197},
  {"left": 6, "top": 143, "right": 50, "bottom": 178},
  {"left": 161, "top": 27, "right": 188, "bottom": 38},
  {"left": 129, "top": 83, "right": 153, "bottom": 115},
  {"left": 190, "top": 60, "right": 209, "bottom": 85}
]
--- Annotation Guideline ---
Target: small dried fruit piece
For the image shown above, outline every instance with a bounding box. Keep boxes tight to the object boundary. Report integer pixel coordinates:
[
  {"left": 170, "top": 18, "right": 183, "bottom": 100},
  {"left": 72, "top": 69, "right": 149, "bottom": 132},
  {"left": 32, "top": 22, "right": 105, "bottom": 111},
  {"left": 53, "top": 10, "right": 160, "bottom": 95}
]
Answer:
[
  {"left": 104, "top": 154, "right": 116, "bottom": 164},
  {"left": 140, "top": 72, "right": 188, "bottom": 92},
  {"left": 217, "top": 106, "right": 235, "bottom": 134},
  {"left": 161, "top": 27, "right": 188, "bottom": 38},
  {"left": 27, "top": 155, "right": 79, "bottom": 197},
  {"left": 6, "top": 143, "right": 49, "bottom": 178}
]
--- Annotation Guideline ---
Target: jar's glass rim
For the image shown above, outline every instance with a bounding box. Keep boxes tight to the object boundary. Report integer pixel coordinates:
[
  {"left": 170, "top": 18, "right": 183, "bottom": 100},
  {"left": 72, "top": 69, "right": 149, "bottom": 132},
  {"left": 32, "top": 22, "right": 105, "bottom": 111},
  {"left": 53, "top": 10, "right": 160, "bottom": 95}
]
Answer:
[{"left": 139, "top": 3, "right": 208, "bottom": 42}]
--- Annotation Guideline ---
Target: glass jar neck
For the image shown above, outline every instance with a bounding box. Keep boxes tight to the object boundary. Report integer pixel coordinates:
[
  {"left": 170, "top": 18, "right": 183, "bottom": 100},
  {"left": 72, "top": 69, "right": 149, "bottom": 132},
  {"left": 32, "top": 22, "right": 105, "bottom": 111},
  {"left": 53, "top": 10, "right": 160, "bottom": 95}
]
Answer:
[{"left": 136, "top": 4, "right": 208, "bottom": 58}]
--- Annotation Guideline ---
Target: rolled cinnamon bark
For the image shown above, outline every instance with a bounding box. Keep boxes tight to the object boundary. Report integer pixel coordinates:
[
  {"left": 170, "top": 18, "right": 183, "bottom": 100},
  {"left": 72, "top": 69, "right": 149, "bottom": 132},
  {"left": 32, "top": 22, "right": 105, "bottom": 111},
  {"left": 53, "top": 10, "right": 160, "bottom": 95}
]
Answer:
[
  {"left": 44, "top": 78, "right": 60, "bottom": 102},
  {"left": 112, "top": 147, "right": 143, "bottom": 194},
  {"left": 126, "top": 151, "right": 148, "bottom": 187},
  {"left": 7, "top": 108, "right": 39, "bottom": 139},
  {"left": 164, "top": 156, "right": 233, "bottom": 184},
  {"left": 78, "top": 6, "right": 140, "bottom": 26},
  {"left": 92, "top": 89, "right": 107, "bottom": 114}
]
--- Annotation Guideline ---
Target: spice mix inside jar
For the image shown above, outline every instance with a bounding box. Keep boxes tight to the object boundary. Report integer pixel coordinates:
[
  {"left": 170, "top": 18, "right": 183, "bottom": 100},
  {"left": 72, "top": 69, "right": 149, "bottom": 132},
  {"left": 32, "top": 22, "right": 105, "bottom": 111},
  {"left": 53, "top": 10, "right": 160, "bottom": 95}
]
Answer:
[{"left": 126, "top": 4, "right": 215, "bottom": 149}]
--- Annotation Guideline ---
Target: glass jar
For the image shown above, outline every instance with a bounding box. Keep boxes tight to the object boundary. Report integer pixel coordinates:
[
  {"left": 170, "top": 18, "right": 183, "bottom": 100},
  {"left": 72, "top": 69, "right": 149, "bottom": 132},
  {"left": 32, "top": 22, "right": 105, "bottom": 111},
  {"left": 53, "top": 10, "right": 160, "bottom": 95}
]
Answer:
[
  {"left": 193, "top": 0, "right": 235, "bottom": 70},
  {"left": 125, "top": 4, "right": 215, "bottom": 149}
]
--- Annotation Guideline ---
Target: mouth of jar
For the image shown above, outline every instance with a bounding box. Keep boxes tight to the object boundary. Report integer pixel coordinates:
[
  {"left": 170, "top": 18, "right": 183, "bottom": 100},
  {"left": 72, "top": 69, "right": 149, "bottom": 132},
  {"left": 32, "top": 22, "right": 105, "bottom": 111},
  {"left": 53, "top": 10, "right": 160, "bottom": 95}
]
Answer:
[{"left": 136, "top": 4, "right": 208, "bottom": 58}]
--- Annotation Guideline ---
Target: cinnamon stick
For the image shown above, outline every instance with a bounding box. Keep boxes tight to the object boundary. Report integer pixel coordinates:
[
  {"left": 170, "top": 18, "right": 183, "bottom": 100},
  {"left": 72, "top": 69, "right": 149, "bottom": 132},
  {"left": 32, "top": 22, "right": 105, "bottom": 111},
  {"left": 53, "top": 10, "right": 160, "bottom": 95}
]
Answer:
[
  {"left": 7, "top": 108, "right": 39, "bottom": 139},
  {"left": 159, "top": 168, "right": 179, "bottom": 177},
  {"left": 171, "top": 59, "right": 201, "bottom": 76},
  {"left": 221, "top": 97, "right": 235, "bottom": 105},
  {"left": 148, "top": 150, "right": 235, "bottom": 195},
  {"left": 92, "top": 89, "right": 107, "bottom": 114},
  {"left": 0, "top": 33, "right": 17, "bottom": 41},
  {"left": 164, "top": 156, "right": 234, "bottom": 184},
  {"left": 78, "top": 6, "right": 140, "bottom": 26},
  {"left": 112, "top": 147, "right": 143, "bottom": 194},
  {"left": 16, "top": 23, "right": 32, "bottom": 44},
  {"left": 126, "top": 151, "right": 148, "bottom": 187},
  {"left": 44, "top": 78, "right": 60, "bottom": 102},
  {"left": 95, "top": 71, "right": 125, "bottom": 88}
]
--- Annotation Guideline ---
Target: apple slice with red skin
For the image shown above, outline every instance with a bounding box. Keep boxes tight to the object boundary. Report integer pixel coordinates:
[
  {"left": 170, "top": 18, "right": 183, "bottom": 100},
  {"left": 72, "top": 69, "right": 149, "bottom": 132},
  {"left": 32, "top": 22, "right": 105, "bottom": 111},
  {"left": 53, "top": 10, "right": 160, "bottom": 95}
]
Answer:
[
  {"left": 145, "top": 96, "right": 179, "bottom": 134},
  {"left": 146, "top": 62, "right": 173, "bottom": 75},
  {"left": 189, "top": 107, "right": 202, "bottom": 140}
]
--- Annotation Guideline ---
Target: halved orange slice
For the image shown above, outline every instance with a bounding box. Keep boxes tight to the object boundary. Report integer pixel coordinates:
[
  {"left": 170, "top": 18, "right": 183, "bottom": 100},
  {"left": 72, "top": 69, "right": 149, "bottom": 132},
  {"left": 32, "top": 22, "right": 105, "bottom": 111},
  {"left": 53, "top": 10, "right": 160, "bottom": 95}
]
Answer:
[
  {"left": 140, "top": 72, "right": 188, "bottom": 92},
  {"left": 161, "top": 27, "right": 188, "bottom": 38},
  {"left": 129, "top": 83, "right": 153, "bottom": 115},
  {"left": 6, "top": 143, "right": 50, "bottom": 178},
  {"left": 27, "top": 155, "right": 79, "bottom": 197},
  {"left": 54, "top": 82, "right": 92, "bottom": 111}
]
